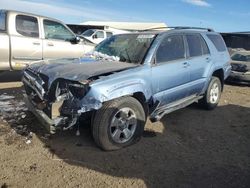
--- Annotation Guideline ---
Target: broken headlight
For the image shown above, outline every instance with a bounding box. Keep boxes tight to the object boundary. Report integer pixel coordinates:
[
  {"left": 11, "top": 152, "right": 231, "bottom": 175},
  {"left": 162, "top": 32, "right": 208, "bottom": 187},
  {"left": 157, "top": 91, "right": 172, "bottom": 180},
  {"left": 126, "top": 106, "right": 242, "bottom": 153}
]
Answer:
[
  {"left": 54, "top": 80, "right": 90, "bottom": 102},
  {"left": 68, "top": 83, "right": 89, "bottom": 99}
]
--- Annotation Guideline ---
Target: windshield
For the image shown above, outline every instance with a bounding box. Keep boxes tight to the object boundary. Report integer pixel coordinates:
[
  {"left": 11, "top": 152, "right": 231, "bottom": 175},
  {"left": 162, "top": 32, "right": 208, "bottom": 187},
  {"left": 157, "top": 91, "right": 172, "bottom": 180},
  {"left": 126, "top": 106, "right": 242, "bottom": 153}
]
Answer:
[
  {"left": 82, "top": 29, "right": 95, "bottom": 37},
  {"left": 231, "top": 53, "right": 250, "bottom": 62},
  {"left": 94, "top": 33, "right": 156, "bottom": 64}
]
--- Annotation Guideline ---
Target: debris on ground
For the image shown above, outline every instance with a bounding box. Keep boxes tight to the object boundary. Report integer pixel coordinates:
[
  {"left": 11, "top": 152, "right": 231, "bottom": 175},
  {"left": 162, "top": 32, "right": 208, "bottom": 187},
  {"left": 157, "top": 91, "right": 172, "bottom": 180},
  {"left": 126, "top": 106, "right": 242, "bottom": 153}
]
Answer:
[
  {"left": 0, "top": 83, "right": 249, "bottom": 188},
  {"left": 29, "top": 163, "right": 37, "bottom": 171},
  {"left": 25, "top": 132, "right": 33, "bottom": 145}
]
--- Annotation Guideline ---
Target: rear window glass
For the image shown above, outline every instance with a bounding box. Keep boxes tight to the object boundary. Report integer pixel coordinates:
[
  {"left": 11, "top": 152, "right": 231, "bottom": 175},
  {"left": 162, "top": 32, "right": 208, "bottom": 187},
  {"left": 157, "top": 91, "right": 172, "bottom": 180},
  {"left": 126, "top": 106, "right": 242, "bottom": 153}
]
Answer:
[
  {"left": 0, "top": 11, "right": 6, "bottom": 31},
  {"left": 207, "top": 34, "right": 227, "bottom": 52},
  {"left": 16, "top": 15, "right": 39, "bottom": 37},
  {"left": 186, "top": 34, "right": 203, "bottom": 57}
]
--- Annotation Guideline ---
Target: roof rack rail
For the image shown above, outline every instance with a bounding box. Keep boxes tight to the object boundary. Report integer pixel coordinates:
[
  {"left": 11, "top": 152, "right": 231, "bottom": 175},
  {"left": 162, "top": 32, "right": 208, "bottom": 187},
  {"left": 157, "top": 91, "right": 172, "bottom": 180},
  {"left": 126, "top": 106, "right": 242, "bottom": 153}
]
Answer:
[
  {"left": 169, "top": 26, "right": 214, "bottom": 32},
  {"left": 142, "top": 26, "right": 214, "bottom": 32}
]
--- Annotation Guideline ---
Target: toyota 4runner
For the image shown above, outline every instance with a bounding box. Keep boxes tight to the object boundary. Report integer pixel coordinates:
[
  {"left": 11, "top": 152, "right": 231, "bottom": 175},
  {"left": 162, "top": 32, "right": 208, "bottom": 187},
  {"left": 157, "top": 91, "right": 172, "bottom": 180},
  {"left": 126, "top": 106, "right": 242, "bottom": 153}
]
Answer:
[{"left": 22, "top": 27, "right": 231, "bottom": 151}]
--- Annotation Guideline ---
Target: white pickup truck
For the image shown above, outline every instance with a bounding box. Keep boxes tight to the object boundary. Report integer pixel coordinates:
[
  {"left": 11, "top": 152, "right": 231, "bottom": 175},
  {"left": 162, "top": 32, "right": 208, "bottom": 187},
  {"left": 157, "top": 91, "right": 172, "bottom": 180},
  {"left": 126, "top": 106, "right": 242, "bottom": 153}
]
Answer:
[
  {"left": 0, "top": 10, "right": 89, "bottom": 71},
  {"left": 80, "top": 29, "right": 114, "bottom": 44},
  {"left": 80, "top": 29, "right": 129, "bottom": 44}
]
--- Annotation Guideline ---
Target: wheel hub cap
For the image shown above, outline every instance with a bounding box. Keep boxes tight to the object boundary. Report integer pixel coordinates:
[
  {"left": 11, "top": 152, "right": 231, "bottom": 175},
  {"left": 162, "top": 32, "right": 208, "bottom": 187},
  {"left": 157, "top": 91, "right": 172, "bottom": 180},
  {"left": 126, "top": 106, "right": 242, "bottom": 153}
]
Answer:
[
  {"left": 210, "top": 82, "right": 219, "bottom": 104},
  {"left": 110, "top": 107, "right": 137, "bottom": 144}
]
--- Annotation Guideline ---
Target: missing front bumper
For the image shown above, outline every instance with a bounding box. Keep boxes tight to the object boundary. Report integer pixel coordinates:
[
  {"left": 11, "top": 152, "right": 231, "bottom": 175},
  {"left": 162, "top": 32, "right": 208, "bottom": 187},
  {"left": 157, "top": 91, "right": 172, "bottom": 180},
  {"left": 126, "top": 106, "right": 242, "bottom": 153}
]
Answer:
[{"left": 23, "top": 94, "right": 58, "bottom": 134}]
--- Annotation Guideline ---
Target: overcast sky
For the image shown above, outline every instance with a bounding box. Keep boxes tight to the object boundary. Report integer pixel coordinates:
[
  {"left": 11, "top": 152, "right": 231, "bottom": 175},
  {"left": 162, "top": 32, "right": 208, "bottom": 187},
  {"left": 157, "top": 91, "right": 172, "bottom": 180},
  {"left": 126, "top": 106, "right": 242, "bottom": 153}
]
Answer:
[{"left": 1, "top": 0, "right": 249, "bottom": 32}]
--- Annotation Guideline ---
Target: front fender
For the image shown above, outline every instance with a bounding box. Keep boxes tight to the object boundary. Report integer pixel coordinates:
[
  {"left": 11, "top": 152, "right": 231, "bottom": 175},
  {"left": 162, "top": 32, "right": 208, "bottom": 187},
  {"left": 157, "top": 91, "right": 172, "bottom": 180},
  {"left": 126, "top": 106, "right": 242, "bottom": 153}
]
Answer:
[
  {"left": 105, "top": 80, "right": 151, "bottom": 101},
  {"left": 90, "top": 79, "right": 151, "bottom": 102},
  {"left": 77, "top": 79, "right": 152, "bottom": 114},
  {"left": 77, "top": 65, "right": 152, "bottom": 113}
]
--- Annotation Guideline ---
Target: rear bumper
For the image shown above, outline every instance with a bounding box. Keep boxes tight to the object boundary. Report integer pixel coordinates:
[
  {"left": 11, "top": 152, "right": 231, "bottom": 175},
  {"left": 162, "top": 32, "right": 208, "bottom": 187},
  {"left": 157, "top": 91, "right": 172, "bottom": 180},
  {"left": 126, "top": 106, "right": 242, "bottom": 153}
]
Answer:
[
  {"left": 224, "top": 64, "right": 232, "bottom": 80},
  {"left": 23, "top": 94, "right": 56, "bottom": 134}
]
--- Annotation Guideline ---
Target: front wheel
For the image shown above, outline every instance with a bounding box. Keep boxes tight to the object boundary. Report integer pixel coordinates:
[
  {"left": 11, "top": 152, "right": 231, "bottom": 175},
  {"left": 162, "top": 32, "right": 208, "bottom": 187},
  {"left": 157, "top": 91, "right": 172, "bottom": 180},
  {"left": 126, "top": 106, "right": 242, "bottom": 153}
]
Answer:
[
  {"left": 91, "top": 97, "right": 146, "bottom": 151},
  {"left": 199, "top": 76, "right": 222, "bottom": 110}
]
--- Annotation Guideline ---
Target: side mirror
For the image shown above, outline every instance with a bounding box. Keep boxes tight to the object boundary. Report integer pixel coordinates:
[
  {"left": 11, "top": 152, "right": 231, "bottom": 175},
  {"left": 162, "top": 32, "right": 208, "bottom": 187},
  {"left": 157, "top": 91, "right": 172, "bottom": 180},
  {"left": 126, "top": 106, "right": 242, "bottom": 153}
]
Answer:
[
  {"left": 70, "top": 36, "right": 81, "bottom": 44},
  {"left": 92, "top": 34, "right": 97, "bottom": 39},
  {"left": 75, "top": 36, "right": 80, "bottom": 43}
]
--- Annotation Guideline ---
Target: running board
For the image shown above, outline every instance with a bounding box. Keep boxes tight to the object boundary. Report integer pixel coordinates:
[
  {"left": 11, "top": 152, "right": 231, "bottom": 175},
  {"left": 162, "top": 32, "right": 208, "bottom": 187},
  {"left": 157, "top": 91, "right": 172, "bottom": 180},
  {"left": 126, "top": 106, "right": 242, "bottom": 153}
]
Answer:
[{"left": 150, "top": 95, "right": 203, "bottom": 122}]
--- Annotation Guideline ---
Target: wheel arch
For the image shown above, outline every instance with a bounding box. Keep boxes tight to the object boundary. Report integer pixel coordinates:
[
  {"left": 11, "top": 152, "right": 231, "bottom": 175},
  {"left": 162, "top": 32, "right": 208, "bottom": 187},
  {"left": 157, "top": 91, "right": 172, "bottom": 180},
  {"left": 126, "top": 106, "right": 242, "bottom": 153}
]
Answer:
[
  {"left": 132, "top": 92, "right": 149, "bottom": 116},
  {"left": 212, "top": 68, "right": 224, "bottom": 91}
]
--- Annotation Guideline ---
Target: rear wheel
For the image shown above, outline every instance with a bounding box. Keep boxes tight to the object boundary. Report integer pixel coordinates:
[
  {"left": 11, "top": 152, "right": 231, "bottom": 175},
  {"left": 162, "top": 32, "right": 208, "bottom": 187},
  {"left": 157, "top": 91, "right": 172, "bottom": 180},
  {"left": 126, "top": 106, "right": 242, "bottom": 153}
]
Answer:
[
  {"left": 92, "top": 96, "right": 146, "bottom": 151},
  {"left": 199, "top": 76, "right": 222, "bottom": 110}
]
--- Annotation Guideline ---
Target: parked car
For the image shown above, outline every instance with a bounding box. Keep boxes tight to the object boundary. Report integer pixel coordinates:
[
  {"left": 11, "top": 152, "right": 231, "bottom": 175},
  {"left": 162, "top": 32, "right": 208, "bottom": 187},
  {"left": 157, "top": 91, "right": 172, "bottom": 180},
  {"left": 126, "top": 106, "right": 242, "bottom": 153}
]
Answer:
[
  {"left": 227, "top": 51, "right": 250, "bottom": 84},
  {"left": 80, "top": 29, "right": 114, "bottom": 44},
  {"left": 0, "top": 9, "right": 89, "bottom": 71},
  {"left": 22, "top": 27, "right": 231, "bottom": 151},
  {"left": 80, "top": 28, "right": 129, "bottom": 45},
  {"left": 227, "top": 47, "right": 246, "bottom": 55}
]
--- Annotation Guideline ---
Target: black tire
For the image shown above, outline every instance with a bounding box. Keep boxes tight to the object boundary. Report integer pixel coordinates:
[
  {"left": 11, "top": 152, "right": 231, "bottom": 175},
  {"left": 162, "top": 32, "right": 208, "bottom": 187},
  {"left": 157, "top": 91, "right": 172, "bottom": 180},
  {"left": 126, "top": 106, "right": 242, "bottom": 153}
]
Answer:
[
  {"left": 199, "top": 76, "right": 222, "bottom": 110},
  {"left": 91, "top": 96, "right": 146, "bottom": 151}
]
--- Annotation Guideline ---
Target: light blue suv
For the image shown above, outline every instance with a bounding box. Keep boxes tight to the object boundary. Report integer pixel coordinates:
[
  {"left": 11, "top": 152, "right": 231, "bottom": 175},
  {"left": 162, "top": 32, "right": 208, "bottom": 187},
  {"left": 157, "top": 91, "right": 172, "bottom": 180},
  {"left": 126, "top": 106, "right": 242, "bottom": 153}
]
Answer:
[{"left": 23, "top": 27, "right": 231, "bottom": 150}]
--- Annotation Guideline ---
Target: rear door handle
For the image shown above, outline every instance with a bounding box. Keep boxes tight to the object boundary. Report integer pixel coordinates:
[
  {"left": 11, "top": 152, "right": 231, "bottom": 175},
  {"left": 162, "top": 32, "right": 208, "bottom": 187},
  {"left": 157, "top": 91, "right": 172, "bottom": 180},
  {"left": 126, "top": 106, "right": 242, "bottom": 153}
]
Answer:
[
  {"left": 206, "top": 57, "right": 211, "bottom": 62},
  {"left": 47, "top": 42, "right": 54, "bottom": 46}
]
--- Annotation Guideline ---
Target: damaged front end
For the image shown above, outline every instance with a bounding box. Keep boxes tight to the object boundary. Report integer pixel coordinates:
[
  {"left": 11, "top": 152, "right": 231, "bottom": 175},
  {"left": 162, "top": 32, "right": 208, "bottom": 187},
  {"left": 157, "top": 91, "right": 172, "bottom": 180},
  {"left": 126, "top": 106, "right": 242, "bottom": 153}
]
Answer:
[{"left": 22, "top": 68, "right": 102, "bottom": 134}]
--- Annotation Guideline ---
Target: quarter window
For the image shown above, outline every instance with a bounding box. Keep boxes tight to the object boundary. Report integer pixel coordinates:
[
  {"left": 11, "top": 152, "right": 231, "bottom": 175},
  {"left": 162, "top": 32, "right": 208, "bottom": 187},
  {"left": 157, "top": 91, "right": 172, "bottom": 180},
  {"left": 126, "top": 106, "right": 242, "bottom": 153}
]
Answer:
[
  {"left": 16, "top": 15, "right": 39, "bottom": 37},
  {"left": 43, "top": 20, "right": 75, "bottom": 41},
  {"left": 207, "top": 34, "right": 227, "bottom": 52},
  {"left": 156, "top": 35, "right": 185, "bottom": 63},
  {"left": 186, "top": 34, "right": 203, "bottom": 57}
]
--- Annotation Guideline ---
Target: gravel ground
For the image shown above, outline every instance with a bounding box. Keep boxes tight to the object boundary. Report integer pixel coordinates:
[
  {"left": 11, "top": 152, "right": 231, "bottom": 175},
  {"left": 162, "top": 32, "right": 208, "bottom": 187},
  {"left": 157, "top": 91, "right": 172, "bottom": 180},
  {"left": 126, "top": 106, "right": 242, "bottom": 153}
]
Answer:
[{"left": 0, "top": 78, "right": 249, "bottom": 188}]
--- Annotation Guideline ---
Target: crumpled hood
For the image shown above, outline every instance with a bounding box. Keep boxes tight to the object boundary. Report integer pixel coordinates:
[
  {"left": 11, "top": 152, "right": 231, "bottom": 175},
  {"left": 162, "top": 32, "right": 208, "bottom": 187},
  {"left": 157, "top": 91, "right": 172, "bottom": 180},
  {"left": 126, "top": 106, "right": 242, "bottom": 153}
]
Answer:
[{"left": 27, "top": 57, "right": 137, "bottom": 87}]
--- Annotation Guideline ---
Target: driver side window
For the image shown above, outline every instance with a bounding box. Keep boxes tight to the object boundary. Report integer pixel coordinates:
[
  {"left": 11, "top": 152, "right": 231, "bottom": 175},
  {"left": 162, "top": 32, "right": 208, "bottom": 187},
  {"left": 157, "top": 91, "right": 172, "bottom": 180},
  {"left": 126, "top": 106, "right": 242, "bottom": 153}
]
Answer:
[
  {"left": 43, "top": 19, "right": 75, "bottom": 41},
  {"left": 156, "top": 35, "right": 185, "bottom": 63}
]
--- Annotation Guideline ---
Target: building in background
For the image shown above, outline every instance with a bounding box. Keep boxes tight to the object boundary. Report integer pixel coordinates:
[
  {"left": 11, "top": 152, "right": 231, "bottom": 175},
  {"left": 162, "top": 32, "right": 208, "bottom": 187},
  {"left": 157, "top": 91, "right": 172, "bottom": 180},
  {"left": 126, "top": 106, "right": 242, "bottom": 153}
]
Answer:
[
  {"left": 68, "top": 21, "right": 167, "bottom": 44},
  {"left": 68, "top": 21, "right": 167, "bottom": 34},
  {"left": 221, "top": 32, "right": 250, "bottom": 53}
]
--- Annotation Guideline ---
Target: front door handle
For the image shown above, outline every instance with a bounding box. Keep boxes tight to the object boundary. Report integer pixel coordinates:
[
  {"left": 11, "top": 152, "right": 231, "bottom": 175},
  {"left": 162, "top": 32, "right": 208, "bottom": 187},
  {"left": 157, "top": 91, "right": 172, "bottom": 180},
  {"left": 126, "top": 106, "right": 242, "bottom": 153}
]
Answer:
[
  {"left": 47, "top": 42, "right": 54, "bottom": 46},
  {"left": 206, "top": 57, "right": 211, "bottom": 62},
  {"left": 183, "top": 62, "right": 189, "bottom": 68}
]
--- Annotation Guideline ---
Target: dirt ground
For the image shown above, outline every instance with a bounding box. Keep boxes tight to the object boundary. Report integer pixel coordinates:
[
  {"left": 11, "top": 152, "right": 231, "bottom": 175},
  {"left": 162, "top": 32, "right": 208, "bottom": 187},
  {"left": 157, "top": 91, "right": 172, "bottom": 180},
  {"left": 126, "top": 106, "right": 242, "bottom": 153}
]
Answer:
[{"left": 0, "top": 72, "right": 249, "bottom": 188}]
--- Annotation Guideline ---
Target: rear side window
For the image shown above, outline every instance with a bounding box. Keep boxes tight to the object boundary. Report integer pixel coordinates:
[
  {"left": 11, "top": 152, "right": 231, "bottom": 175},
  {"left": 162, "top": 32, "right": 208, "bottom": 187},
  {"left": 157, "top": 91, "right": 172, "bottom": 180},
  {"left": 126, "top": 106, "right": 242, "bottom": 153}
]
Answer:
[
  {"left": 207, "top": 34, "right": 227, "bottom": 52},
  {"left": 156, "top": 35, "right": 185, "bottom": 63},
  {"left": 200, "top": 36, "right": 210, "bottom": 55},
  {"left": 16, "top": 15, "right": 39, "bottom": 37},
  {"left": 0, "top": 11, "right": 6, "bottom": 32},
  {"left": 186, "top": 34, "right": 203, "bottom": 57},
  {"left": 96, "top": 31, "right": 104, "bottom": 38}
]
